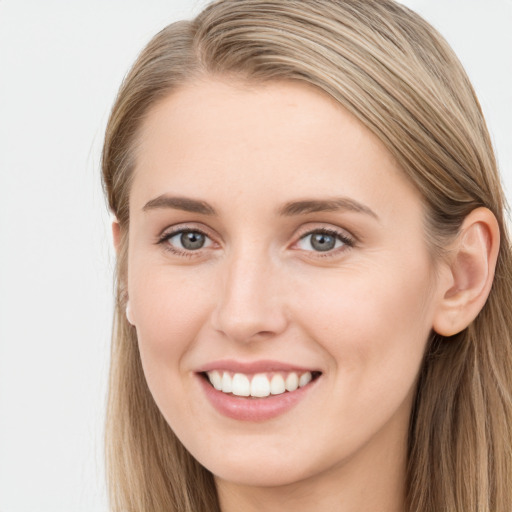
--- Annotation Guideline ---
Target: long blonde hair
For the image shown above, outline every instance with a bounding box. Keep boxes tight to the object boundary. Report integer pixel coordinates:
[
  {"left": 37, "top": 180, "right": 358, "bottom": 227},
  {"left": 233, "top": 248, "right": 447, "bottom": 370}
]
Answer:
[{"left": 102, "top": 1, "right": 512, "bottom": 510}]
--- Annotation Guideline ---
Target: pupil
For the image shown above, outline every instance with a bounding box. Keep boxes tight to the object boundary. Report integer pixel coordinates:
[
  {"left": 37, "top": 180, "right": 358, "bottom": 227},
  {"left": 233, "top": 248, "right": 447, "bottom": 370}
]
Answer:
[
  {"left": 311, "top": 233, "right": 335, "bottom": 252},
  {"left": 181, "top": 232, "right": 205, "bottom": 250}
]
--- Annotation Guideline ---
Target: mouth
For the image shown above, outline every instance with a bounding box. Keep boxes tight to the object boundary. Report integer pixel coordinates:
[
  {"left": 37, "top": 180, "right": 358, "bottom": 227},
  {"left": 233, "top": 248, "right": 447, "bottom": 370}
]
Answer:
[
  {"left": 201, "top": 370, "right": 322, "bottom": 398},
  {"left": 197, "top": 363, "right": 323, "bottom": 421}
]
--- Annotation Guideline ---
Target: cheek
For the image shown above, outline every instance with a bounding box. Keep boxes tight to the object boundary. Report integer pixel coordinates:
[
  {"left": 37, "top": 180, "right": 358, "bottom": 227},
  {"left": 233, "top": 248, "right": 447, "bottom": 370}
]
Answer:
[
  {"left": 293, "top": 260, "right": 434, "bottom": 378},
  {"left": 128, "top": 266, "right": 218, "bottom": 428},
  {"left": 129, "top": 265, "right": 214, "bottom": 373},
  {"left": 288, "top": 264, "right": 434, "bottom": 454}
]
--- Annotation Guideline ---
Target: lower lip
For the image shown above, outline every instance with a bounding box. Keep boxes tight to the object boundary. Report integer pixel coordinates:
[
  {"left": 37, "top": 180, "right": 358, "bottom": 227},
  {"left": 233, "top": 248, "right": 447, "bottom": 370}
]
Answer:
[{"left": 198, "top": 374, "right": 319, "bottom": 422}]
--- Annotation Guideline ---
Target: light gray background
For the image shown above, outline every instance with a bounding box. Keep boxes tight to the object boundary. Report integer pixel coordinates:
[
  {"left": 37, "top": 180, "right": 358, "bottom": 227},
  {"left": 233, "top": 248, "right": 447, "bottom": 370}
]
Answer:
[{"left": 0, "top": 1, "right": 510, "bottom": 511}]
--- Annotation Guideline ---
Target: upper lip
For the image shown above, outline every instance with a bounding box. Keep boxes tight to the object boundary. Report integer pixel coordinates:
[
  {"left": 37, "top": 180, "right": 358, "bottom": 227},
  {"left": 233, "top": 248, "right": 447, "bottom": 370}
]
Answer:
[{"left": 196, "top": 359, "right": 320, "bottom": 374}]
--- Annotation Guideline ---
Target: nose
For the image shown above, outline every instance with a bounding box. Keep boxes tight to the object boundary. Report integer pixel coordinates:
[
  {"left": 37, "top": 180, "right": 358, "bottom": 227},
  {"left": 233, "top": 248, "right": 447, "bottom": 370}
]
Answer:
[{"left": 211, "top": 248, "right": 289, "bottom": 343}]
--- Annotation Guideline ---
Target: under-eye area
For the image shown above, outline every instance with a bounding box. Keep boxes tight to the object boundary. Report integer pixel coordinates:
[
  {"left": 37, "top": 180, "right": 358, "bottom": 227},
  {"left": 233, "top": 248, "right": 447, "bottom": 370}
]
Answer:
[{"left": 201, "top": 371, "right": 323, "bottom": 398}]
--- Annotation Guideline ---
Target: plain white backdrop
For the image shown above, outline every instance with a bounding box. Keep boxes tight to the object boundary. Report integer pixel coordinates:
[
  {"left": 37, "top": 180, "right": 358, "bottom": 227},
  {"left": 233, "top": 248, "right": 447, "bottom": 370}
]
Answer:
[{"left": 0, "top": 1, "right": 510, "bottom": 511}]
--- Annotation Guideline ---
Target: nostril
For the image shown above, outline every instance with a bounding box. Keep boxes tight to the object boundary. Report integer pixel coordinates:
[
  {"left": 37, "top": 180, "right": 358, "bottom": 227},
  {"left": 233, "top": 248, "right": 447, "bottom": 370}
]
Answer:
[
  {"left": 253, "top": 330, "right": 276, "bottom": 338},
  {"left": 210, "top": 272, "right": 289, "bottom": 343}
]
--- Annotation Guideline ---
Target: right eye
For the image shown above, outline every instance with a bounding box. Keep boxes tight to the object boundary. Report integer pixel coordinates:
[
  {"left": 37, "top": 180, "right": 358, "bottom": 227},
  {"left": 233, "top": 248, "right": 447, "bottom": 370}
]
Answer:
[{"left": 159, "top": 229, "right": 214, "bottom": 254}]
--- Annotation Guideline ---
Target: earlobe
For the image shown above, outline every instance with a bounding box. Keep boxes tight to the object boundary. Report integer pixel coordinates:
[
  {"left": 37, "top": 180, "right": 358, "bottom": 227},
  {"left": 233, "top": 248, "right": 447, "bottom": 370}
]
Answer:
[
  {"left": 433, "top": 207, "right": 500, "bottom": 337},
  {"left": 126, "top": 300, "right": 135, "bottom": 326}
]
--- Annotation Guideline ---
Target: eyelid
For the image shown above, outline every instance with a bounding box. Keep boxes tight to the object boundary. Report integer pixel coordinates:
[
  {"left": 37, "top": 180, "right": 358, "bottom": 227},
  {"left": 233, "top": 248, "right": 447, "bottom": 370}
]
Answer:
[
  {"left": 157, "top": 222, "right": 217, "bottom": 241},
  {"left": 156, "top": 223, "right": 220, "bottom": 256},
  {"left": 293, "top": 223, "right": 356, "bottom": 242},
  {"left": 155, "top": 222, "right": 356, "bottom": 257},
  {"left": 290, "top": 224, "right": 357, "bottom": 254}
]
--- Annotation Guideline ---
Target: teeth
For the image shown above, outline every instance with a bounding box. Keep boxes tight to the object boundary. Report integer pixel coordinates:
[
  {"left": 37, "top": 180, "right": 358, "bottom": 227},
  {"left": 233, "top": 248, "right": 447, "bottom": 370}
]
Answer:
[
  {"left": 209, "top": 370, "right": 222, "bottom": 390},
  {"left": 299, "top": 372, "right": 312, "bottom": 387},
  {"left": 207, "top": 370, "right": 315, "bottom": 398},
  {"left": 270, "top": 374, "right": 286, "bottom": 395},
  {"left": 285, "top": 372, "right": 299, "bottom": 392},
  {"left": 221, "top": 372, "right": 232, "bottom": 393},
  {"left": 232, "top": 373, "right": 250, "bottom": 396},
  {"left": 251, "top": 374, "right": 270, "bottom": 397}
]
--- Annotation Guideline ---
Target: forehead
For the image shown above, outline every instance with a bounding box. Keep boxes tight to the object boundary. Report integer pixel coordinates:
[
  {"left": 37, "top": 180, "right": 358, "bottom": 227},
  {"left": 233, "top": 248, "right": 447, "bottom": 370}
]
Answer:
[
  {"left": 137, "top": 78, "right": 371, "bottom": 160},
  {"left": 131, "top": 78, "right": 422, "bottom": 220}
]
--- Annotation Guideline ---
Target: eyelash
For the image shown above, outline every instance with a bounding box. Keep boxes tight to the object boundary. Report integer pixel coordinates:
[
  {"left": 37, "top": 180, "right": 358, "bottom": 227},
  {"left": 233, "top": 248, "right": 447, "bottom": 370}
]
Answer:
[
  {"left": 295, "top": 228, "right": 355, "bottom": 257},
  {"left": 157, "top": 227, "right": 213, "bottom": 258},
  {"left": 156, "top": 226, "right": 355, "bottom": 258}
]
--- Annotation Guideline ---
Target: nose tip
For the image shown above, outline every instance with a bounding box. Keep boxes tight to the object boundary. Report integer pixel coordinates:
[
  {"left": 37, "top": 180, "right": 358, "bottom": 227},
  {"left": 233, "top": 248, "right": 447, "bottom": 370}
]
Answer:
[
  {"left": 213, "top": 305, "right": 287, "bottom": 343},
  {"left": 211, "top": 255, "right": 288, "bottom": 343}
]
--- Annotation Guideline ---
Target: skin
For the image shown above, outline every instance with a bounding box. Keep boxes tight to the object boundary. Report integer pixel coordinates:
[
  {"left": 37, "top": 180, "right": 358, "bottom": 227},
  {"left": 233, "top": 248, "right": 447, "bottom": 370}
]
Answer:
[{"left": 122, "top": 78, "right": 470, "bottom": 512}]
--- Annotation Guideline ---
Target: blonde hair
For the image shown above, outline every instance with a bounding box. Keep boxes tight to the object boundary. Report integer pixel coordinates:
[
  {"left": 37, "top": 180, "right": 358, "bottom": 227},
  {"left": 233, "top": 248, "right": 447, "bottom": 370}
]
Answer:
[{"left": 102, "top": 1, "right": 512, "bottom": 510}]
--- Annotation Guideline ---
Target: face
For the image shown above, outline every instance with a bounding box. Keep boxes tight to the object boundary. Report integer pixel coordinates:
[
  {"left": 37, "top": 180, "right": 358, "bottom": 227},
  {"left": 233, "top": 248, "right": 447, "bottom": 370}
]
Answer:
[{"left": 126, "top": 79, "right": 443, "bottom": 490}]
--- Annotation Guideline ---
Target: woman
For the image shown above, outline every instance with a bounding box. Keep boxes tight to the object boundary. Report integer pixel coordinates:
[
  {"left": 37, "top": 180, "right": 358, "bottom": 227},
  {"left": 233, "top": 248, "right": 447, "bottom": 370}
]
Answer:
[{"left": 102, "top": 0, "right": 512, "bottom": 510}]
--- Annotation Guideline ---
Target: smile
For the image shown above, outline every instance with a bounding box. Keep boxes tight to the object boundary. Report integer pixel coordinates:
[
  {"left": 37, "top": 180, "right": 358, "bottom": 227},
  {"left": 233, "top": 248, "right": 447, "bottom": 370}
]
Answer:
[
  {"left": 197, "top": 361, "right": 322, "bottom": 421},
  {"left": 205, "top": 370, "right": 317, "bottom": 397}
]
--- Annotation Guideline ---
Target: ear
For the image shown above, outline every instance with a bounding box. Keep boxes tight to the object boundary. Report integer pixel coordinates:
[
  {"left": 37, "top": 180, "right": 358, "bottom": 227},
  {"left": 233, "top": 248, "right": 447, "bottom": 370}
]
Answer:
[
  {"left": 112, "top": 219, "right": 134, "bottom": 324},
  {"left": 433, "top": 207, "right": 500, "bottom": 337},
  {"left": 112, "top": 219, "right": 121, "bottom": 255}
]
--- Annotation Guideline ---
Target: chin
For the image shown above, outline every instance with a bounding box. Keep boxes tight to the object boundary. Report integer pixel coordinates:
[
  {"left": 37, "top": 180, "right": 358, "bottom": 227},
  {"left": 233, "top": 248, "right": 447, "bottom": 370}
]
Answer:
[
  {"left": 190, "top": 444, "right": 325, "bottom": 489},
  {"left": 210, "top": 463, "right": 310, "bottom": 488}
]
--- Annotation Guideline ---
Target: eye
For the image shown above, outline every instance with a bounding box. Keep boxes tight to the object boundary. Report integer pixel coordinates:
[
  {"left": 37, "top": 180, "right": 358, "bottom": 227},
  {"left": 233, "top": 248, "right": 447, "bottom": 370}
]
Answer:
[
  {"left": 296, "top": 229, "right": 353, "bottom": 253},
  {"left": 159, "top": 229, "right": 213, "bottom": 253}
]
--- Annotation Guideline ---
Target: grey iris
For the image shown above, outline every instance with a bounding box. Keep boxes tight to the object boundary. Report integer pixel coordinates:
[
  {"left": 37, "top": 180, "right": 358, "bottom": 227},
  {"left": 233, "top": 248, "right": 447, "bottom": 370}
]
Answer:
[
  {"left": 181, "top": 231, "right": 205, "bottom": 250},
  {"left": 311, "top": 233, "right": 336, "bottom": 251}
]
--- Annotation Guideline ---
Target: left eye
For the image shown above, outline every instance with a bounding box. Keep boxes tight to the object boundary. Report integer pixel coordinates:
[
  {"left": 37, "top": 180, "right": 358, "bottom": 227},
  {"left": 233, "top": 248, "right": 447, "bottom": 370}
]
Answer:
[
  {"left": 164, "top": 230, "right": 212, "bottom": 251},
  {"left": 296, "top": 231, "right": 349, "bottom": 252}
]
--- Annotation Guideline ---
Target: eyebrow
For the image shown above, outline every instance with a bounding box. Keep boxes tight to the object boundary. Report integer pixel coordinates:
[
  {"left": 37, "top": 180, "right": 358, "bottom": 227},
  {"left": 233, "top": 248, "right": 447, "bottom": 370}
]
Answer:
[
  {"left": 278, "top": 198, "right": 379, "bottom": 219},
  {"left": 143, "top": 195, "right": 217, "bottom": 215},
  {"left": 142, "top": 194, "right": 378, "bottom": 220}
]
